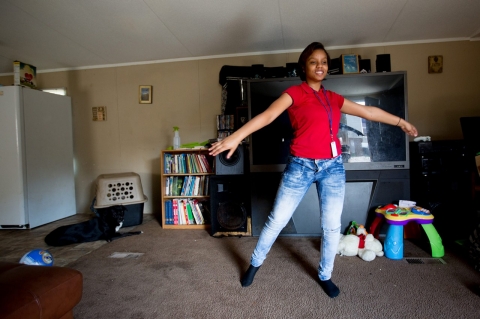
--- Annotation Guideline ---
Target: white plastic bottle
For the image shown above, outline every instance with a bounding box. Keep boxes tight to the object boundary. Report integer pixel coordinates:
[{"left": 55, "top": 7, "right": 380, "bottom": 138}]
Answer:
[{"left": 173, "top": 126, "right": 180, "bottom": 149}]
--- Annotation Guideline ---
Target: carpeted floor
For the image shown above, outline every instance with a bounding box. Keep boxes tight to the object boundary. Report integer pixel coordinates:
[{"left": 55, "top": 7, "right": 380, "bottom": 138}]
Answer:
[{"left": 70, "top": 218, "right": 480, "bottom": 319}]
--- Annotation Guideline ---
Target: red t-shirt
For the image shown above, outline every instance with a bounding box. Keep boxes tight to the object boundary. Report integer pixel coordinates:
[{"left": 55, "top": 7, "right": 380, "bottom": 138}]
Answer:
[{"left": 284, "top": 82, "right": 344, "bottom": 159}]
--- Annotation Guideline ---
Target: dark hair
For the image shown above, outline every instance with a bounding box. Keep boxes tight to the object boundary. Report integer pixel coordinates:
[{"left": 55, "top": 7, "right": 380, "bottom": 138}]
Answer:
[{"left": 297, "top": 42, "right": 330, "bottom": 81}]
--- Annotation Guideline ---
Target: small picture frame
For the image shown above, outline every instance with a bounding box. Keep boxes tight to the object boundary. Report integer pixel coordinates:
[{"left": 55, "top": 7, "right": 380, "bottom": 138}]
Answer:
[
  {"left": 341, "top": 54, "right": 359, "bottom": 74},
  {"left": 428, "top": 55, "right": 443, "bottom": 74},
  {"left": 139, "top": 85, "right": 152, "bottom": 104},
  {"left": 92, "top": 106, "right": 107, "bottom": 121}
]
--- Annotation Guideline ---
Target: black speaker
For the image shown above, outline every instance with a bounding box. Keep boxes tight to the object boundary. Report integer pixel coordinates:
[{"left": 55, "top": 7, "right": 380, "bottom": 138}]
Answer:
[
  {"left": 215, "top": 144, "right": 244, "bottom": 175},
  {"left": 251, "top": 64, "right": 265, "bottom": 79},
  {"left": 359, "top": 59, "right": 371, "bottom": 73},
  {"left": 209, "top": 176, "right": 251, "bottom": 237},
  {"left": 409, "top": 140, "right": 475, "bottom": 241},
  {"left": 376, "top": 54, "right": 391, "bottom": 72},
  {"left": 328, "top": 58, "right": 341, "bottom": 75},
  {"left": 286, "top": 62, "right": 299, "bottom": 77}
]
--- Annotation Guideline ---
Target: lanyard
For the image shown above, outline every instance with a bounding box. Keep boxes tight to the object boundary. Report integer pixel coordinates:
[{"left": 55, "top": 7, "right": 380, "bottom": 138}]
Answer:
[{"left": 313, "top": 88, "right": 334, "bottom": 141}]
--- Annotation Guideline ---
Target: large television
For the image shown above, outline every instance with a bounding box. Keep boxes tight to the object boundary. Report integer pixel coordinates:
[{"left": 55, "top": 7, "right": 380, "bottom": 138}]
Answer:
[{"left": 247, "top": 71, "right": 409, "bottom": 172}]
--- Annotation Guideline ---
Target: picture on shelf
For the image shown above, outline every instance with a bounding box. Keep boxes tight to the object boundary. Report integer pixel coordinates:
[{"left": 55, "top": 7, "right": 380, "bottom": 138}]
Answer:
[{"left": 341, "top": 54, "right": 359, "bottom": 74}]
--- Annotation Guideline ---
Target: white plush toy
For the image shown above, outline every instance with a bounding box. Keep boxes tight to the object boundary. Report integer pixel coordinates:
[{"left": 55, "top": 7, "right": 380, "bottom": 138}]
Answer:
[
  {"left": 337, "top": 225, "right": 384, "bottom": 262},
  {"left": 337, "top": 234, "right": 360, "bottom": 257}
]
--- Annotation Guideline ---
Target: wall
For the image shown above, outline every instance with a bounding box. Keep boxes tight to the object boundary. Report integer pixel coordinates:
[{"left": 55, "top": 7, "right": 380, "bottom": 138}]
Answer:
[{"left": 1, "top": 40, "right": 479, "bottom": 216}]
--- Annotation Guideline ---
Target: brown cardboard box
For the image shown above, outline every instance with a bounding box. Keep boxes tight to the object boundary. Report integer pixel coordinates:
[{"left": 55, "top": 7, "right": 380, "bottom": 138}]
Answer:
[{"left": 13, "top": 61, "right": 37, "bottom": 89}]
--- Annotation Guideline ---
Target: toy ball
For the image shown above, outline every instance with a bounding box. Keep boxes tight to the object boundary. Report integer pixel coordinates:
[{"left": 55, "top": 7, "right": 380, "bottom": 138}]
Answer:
[{"left": 19, "top": 249, "right": 54, "bottom": 266}]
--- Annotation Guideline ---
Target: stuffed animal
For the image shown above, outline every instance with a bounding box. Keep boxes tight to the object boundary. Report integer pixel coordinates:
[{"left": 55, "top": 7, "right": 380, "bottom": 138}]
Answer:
[
  {"left": 356, "top": 226, "right": 384, "bottom": 261},
  {"left": 337, "top": 234, "right": 360, "bottom": 257},
  {"left": 337, "top": 224, "right": 384, "bottom": 261}
]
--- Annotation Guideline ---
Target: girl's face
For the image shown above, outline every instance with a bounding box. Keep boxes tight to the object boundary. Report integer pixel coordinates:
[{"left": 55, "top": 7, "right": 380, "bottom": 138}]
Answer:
[{"left": 304, "top": 49, "right": 328, "bottom": 82}]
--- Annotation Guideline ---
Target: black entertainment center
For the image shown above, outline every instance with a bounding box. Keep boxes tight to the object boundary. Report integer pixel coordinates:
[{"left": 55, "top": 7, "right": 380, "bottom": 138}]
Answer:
[{"left": 245, "top": 72, "right": 411, "bottom": 236}]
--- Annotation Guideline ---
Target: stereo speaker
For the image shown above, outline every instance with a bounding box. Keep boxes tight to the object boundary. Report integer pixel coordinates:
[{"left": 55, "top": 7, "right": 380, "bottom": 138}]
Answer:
[
  {"left": 215, "top": 144, "right": 244, "bottom": 175},
  {"left": 328, "top": 58, "right": 341, "bottom": 75},
  {"left": 209, "top": 176, "right": 251, "bottom": 237},
  {"left": 359, "top": 59, "right": 371, "bottom": 73},
  {"left": 286, "top": 62, "right": 299, "bottom": 77},
  {"left": 376, "top": 54, "right": 391, "bottom": 72}
]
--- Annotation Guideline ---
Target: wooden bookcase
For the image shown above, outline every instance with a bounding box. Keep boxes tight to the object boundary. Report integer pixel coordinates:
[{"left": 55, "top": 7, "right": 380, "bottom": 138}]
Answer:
[{"left": 160, "top": 149, "right": 214, "bottom": 229}]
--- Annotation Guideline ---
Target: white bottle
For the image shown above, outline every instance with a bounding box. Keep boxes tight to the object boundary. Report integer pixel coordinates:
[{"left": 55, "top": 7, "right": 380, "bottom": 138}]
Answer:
[{"left": 173, "top": 126, "right": 180, "bottom": 149}]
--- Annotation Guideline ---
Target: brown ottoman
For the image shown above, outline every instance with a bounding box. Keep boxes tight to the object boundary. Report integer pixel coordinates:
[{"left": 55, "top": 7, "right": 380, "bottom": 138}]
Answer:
[{"left": 0, "top": 262, "right": 83, "bottom": 319}]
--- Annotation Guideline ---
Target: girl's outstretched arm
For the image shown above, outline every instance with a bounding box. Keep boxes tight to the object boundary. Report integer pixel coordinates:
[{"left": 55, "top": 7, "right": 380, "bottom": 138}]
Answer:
[{"left": 209, "top": 93, "right": 293, "bottom": 158}]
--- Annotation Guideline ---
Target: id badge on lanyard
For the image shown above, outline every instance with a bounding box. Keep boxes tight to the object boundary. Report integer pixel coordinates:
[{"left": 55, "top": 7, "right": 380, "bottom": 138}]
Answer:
[
  {"left": 331, "top": 141, "right": 338, "bottom": 157},
  {"left": 313, "top": 89, "right": 337, "bottom": 157}
]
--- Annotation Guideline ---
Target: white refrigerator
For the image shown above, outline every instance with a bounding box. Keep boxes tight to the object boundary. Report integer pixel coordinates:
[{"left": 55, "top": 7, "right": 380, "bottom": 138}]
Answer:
[{"left": 0, "top": 86, "right": 76, "bottom": 229}]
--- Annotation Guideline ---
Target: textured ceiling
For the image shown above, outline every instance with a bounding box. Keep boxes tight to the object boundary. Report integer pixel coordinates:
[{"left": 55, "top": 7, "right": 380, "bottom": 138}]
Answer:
[{"left": 1, "top": 0, "right": 479, "bottom": 75}]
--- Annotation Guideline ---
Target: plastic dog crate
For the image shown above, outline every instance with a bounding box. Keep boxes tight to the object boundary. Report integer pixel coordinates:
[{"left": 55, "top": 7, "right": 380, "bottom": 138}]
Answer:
[{"left": 93, "top": 172, "right": 147, "bottom": 227}]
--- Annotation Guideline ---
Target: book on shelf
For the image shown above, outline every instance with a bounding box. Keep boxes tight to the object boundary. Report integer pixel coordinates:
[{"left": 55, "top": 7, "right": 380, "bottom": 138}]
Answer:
[
  {"left": 193, "top": 155, "right": 203, "bottom": 172},
  {"left": 187, "top": 176, "right": 194, "bottom": 196},
  {"left": 177, "top": 199, "right": 186, "bottom": 224},
  {"left": 170, "top": 176, "right": 176, "bottom": 195},
  {"left": 170, "top": 201, "right": 175, "bottom": 224},
  {"left": 164, "top": 201, "right": 169, "bottom": 224},
  {"left": 189, "top": 154, "right": 200, "bottom": 173},
  {"left": 164, "top": 153, "right": 171, "bottom": 174},
  {"left": 200, "top": 155, "right": 209, "bottom": 172},
  {"left": 172, "top": 199, "right": 179, "bottom": 225},
  {"left": 178, "top": 154, "right": 183, "bottom": 173},
  {"left": 181, "top": 200, "right": 191, "bottom": 224},
  {"left": 199, "top": 154, "right": 212, "bottom": 173},
  {"left": 184, "top": 176, "right": 192, "bottom": 196},
  {"left": 181, "top": 176, "right": 191, "bottom": 196},
  {"left": 165, "top": 177, "right": 171, "bottom": 196},
  {"left": 188, "top": 176, "right": 195, "bottom": 196},
  {"left": 175, "top": 177, "right": 184, "bottom": 196},
  {"left": 164, "top": 200, "right": 173, "bottom": 224},
  {"left": 185, "top": 154, "right": 192, "bottom": 173},
  {"left": 197, "top": 201, "right": 210, "bottom": 225},
  {"left": 185, "top": 201, "right": 195, "bottom": 224},
  {"left": 205, "top": 177, "right": 210, "bottom": 196},
  {"left": 193, "top": 177, "right": 200, "bottom": 196},
  {"left": 197, "top": 176, "right": 204, "bottom": 196},
  {"left": 189, "top": 199, "right": 205, "bottom": 224}
]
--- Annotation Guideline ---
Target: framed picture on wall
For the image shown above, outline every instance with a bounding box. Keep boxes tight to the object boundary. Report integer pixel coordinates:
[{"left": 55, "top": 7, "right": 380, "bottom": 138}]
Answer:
[
  {"left": 341, "top": 54, "right": 359, "bottom": 74},
  {"left": 139, "top": 85, "right": 152, "bottom": 104}
]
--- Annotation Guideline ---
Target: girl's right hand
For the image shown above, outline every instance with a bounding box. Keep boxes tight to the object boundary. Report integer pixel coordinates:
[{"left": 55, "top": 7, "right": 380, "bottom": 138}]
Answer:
[{"left": 208, "top": 135, "right": 242, "bottom": 158}]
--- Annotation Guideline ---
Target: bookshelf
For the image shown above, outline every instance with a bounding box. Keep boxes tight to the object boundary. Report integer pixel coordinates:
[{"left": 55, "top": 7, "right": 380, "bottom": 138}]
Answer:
[{"left": 160, "top": 149, "right": 214, "bottom": 229}]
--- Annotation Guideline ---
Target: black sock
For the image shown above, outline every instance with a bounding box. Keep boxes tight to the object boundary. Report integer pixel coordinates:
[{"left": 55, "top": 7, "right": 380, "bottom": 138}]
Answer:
[
  {"left": 241, "top": 265, "right": 260, "bottom": 287},
  {"left": 319, "top": 279, "right": 340, "bottom": 298}
]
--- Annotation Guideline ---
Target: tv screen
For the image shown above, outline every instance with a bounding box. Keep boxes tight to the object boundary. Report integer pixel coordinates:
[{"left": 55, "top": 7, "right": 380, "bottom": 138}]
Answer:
[{"left": 247, "top": 71, "right": 409, "bottom": 172}]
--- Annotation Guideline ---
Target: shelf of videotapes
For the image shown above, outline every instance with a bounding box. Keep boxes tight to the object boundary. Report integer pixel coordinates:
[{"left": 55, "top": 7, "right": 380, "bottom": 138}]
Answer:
[
  {"left": 160, "top": 149, "right": 214, "bottom": 229},
  {"left": 217, "top": 114, "right": 235, "bottom": 139}
]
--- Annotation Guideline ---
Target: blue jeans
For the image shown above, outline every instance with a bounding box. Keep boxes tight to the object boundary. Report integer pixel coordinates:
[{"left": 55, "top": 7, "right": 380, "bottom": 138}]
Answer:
[{"left": 250, "top": 155, "right": 345, "bottom": 281}]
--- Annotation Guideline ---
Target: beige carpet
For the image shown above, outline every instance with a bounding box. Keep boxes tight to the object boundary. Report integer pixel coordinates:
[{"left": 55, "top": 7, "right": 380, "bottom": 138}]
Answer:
[{"left": 69, "top": 218, "right": 480, "bottom": 319}]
